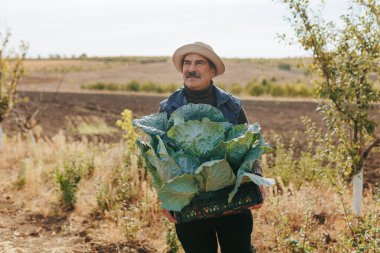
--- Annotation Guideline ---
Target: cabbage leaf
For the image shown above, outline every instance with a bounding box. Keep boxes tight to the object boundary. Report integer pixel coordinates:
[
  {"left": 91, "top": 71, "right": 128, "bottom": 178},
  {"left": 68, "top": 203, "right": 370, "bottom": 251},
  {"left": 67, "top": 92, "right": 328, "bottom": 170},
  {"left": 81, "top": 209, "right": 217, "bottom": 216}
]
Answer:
[
  {"left": 194, "top": 159, "right": 236, "bottom": 192},
  {"left": 167, "top": 118, "right": 225, "bottom": 159},
  {"left": 158, "top": 174, "right": 199, "bottom": 211}
]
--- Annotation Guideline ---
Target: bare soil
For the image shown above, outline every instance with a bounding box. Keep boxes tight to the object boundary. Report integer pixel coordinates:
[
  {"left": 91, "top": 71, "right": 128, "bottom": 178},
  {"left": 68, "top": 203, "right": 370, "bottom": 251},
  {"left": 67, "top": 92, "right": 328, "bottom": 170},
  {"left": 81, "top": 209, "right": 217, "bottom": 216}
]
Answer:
[
  {"left": 6, "top": 90, "right": 380, "bottom": 184},
  {"left": 0, "top": 190, "right": 157, "bottom": 253},
  {"left": 1, "top": 90, "right": 379, "bottom": 252}
]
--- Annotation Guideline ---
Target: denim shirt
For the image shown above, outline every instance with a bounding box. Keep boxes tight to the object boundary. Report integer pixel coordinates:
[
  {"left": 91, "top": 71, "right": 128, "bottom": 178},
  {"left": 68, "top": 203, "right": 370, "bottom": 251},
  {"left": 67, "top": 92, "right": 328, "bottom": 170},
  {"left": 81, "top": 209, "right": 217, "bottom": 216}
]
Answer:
[{"left": 159, "top": 84, "right": 242, "bottom": 125}]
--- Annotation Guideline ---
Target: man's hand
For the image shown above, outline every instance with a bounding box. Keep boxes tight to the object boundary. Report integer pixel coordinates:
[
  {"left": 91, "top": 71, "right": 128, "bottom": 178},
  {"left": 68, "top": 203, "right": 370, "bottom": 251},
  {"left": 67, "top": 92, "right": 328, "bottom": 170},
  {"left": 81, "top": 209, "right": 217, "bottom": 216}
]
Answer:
[
  {"left": 249, "top": 186, "right": 266, "bottom": 210},
  {"left": 162, "top": 209, "right": 177, "bottom": 223}
]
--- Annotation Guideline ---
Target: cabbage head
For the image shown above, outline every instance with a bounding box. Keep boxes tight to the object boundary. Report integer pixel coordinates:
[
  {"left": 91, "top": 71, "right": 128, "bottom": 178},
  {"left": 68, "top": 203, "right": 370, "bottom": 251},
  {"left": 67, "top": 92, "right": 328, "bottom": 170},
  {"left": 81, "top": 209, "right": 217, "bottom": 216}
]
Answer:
[{"left": 133, "top": 103, "right": 274, "bottom": 211}]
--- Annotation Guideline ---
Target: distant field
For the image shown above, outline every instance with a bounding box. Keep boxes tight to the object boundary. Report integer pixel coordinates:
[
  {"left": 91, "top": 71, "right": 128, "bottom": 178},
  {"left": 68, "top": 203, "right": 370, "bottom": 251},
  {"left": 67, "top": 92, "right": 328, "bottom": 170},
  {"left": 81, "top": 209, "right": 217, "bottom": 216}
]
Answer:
[{"left": 20, "top": 57, "right": 317, "bottom": 92}]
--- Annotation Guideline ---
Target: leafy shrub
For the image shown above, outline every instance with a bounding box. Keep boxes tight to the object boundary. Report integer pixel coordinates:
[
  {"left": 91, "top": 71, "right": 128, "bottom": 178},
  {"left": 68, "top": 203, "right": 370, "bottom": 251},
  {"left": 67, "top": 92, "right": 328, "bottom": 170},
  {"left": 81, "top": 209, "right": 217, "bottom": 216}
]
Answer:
[
  {"left": 270, "top": 76, "right": 277, "bottom": 82},
  {"left": 81, "top": 79, "right": 314, "bottom": 98},
  {"left": 55, "top": 153, "right": 95, "bottom": 210},
  {"left": 265, "top": 116, "right": 356, "bottom": 190},
  {"left": 268, "top": 84, "right": 286, "bottom": 97},
  {"left": 165, "top": 83, "right": 180, "bottom": 93},
  {"left": 245, "top": 80, "right": 266, "bottom": 96},
  {"left": 141, "top": 81, "right": 159, "bottom": 92},
  {"left": 278, "top": 63, "right": 292, "bottom": 71},
  {"left": 333, "top": 186, "right": 380, "bottom": 252},
  {"left": 125, "top": 80, "right": 141, "bottom": 91},
  {"left": 116, "top": 109, "right": 138, "bottom": 149},
  {"left": 261, "top": 79, "right": 269, "bottom": 86},
  {"left": 106, "top": 83, "right": 119, "bottom": 91},
  {"left": 55, "top": 163, "right": 81, "bottom": 211},
  {"left": 83, "top": 80, "right": 180, "bottom": 93},
  {"left": 85, "top": 82, "right": 106, "bottom": 90},
  {"left": 96, "top": 164, "right": 139, "bottom": 212},
  {"left": 230, "top": 82, "right": 243, "bottom": 95},
  {"left": 244, "top": 79, "right": 313, "bottom": 97}
]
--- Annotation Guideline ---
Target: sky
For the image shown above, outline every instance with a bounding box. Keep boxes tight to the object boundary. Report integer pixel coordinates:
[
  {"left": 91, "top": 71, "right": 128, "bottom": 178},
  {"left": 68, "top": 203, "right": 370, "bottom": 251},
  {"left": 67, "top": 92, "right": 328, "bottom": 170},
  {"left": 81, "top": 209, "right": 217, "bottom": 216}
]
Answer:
[{"left": 0, "top": 0, "right": 349, "bottom": 58}]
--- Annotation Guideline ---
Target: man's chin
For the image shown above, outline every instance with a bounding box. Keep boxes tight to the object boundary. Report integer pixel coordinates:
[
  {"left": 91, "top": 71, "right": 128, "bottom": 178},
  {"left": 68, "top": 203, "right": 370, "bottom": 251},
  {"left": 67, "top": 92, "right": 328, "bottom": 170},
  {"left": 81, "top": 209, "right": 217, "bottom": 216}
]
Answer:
[
  {"left": 186, "top": 77, "right": 200, "bottom": 81},
  {"left": 184, "top": 79, "right": 200, "bottom": 86},
  {"left": 184, "top": 81, "right": 211, "bottom": 91},
  {"left": 184, "top": 82, "right": 199, "bottom": 89}
]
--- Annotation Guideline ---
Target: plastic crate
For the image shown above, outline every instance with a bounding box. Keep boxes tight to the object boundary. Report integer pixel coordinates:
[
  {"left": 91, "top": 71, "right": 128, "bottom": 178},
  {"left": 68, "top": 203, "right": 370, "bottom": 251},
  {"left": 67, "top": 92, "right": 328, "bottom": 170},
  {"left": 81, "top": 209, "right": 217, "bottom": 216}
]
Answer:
[{"left": 172, "top": 182, "right": 263, "bottom": 223}]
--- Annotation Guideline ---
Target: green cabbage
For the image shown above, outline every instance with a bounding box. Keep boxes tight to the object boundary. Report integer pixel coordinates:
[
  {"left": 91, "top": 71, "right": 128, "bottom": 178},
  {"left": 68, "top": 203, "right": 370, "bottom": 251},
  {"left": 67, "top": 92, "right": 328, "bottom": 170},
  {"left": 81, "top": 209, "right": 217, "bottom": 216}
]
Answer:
[{"left": 133, "top": 103, "right": 275, "bottom": 211}]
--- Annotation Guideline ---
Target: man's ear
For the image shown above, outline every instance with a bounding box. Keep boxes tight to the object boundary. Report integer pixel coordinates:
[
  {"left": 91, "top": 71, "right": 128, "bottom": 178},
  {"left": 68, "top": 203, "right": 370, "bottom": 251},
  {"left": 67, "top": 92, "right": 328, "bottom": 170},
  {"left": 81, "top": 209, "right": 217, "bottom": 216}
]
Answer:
[{"left": 211, "top": 68, "right": 216, "bottom": 77}]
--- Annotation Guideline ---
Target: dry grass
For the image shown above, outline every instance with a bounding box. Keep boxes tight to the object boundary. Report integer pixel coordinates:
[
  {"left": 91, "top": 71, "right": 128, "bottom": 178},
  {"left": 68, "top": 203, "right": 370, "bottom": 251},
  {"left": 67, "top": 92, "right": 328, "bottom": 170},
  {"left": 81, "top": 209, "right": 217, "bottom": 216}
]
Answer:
[
  {"left": 254, "top": 181, "right": 379, "bottom": 252},
  {"left": 0, "top": 133, "right": 379, "bottom": 252}
]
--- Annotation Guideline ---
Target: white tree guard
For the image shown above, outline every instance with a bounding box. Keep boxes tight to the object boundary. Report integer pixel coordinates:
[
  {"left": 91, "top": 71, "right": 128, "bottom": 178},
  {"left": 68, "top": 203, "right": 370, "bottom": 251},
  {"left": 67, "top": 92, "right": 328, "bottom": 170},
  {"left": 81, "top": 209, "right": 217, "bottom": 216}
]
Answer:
[{"left": 353, "top": 169, "right": 363, "bottom": 215}]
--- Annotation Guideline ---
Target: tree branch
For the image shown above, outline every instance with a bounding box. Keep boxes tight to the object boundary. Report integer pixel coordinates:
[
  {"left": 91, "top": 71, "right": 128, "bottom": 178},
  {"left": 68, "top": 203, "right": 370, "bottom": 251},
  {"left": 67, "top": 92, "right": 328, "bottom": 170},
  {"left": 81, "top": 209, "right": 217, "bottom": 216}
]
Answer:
[{"left": 362, "top": 138, "right": 380, "bottom": 160}]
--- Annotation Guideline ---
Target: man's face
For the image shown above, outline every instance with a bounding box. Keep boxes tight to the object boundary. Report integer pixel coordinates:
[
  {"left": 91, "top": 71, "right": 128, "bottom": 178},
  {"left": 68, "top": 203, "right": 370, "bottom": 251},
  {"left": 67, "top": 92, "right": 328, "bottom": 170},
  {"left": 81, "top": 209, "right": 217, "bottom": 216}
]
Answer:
[{"left": 182, "top": 53, "right": 215, "bottom": 90}]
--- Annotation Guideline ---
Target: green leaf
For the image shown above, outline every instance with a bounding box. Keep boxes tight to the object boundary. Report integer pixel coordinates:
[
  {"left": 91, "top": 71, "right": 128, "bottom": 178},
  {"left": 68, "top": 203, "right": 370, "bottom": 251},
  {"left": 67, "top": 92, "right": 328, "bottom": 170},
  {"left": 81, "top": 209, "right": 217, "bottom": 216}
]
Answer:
[
  {"left": 158, "top": 174, "right": 199, "bottom": 211},
  {"left": 364, "top": 120, "right": 375, "bottom": 135},
  {"left": 168, "top": 103, "right": 228, "bottom": 128},
  {"left": 225, "top": 130, "right": 254, "bottom": 169},
  {"left": 228, "top": 144, "right": 275, "bottom": 202},
  {"left": 226, "top": 124, "right": 249, "bottom": 141},
  {"left": 172, "top": 151, "right": 202, "bottom": 174},
  {"left": 167, "top": 118, "right": 226, "bottom": 158},
  {"left": 224, "top": 123, "right": 264, "bottom": 169},
  {"left": 228, "top": 172, "right": 275, "bottom": 203},
  {"left": 135, "top": 138, "right": 163, "bottom": 190},
  {"left": 259, "top": 136, "right": 273, "bottom": 152},
  {"left": 151, "top": 136, "right": 182, "bottom": 182},
  {"left": 194, "top": 159, "right": 236, "bottom": 192},
  {"left": 241, "top": 142, "right": 266, "bottom": 170},
  {"left": 133, "top": 112, "right": 168, "bottom": 136},
  {"left": 206, "top": 141, "right": 227, "bottom": 160},
  {"left": 221, "top": 121, "right": 234, "bottom": 134}
]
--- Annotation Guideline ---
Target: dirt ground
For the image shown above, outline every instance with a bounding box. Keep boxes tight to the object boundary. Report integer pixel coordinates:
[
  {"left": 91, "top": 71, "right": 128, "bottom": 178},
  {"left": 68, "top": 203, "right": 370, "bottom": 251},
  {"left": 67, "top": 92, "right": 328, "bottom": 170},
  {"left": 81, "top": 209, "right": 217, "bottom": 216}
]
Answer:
[
  {"left": 5, "top": 90, "right": 380, "bottom": 184},
  {"left": 0, "top": 193, "right": 155, "bottom": 252},
  {"left": 1, "top": 90, "right": 380, "bottom": 252},
  {"left": 1, "top": 58, "right": 378, "bottom": 252}
]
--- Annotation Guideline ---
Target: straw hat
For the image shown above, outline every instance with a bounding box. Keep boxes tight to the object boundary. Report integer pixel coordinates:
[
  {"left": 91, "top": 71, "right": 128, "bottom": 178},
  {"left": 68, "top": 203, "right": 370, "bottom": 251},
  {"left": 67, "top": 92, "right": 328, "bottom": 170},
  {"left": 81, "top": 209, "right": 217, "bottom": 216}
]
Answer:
[{"left": 172, "top": 42, "right": 225, "bottom": 76}]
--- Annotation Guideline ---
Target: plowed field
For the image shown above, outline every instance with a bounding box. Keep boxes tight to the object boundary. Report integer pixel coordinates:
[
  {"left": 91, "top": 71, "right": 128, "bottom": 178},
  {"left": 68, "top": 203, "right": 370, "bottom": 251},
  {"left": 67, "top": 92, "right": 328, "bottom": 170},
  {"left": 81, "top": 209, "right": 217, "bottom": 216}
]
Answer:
[{"left": 5, "top": 90, "right": 380, "bottom": 185}]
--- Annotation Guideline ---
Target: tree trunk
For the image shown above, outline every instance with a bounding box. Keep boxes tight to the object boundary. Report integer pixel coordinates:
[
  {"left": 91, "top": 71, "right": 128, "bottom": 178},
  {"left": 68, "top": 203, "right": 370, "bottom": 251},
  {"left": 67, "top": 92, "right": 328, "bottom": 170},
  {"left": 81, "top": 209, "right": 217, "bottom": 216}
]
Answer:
[{"left": 353, "top": 168, "right": 363, "bottom": 215}]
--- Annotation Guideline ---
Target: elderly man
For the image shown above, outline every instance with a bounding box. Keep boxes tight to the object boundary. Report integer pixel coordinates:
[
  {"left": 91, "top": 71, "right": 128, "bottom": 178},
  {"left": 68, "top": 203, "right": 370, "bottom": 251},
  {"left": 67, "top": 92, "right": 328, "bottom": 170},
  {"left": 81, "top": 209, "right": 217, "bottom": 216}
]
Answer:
[{"left": 159, "top": 42, "right": 263, "bottom": 253}]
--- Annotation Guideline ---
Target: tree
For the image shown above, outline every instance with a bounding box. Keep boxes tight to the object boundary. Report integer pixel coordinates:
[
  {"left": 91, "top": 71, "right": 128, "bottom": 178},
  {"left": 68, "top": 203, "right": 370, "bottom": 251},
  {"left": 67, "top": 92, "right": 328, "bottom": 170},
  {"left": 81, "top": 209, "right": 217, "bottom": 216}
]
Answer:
[
  {"left": 0, "top": 32, "right": 27, "bottom": 148},
  {"left": 281, "top": 0, "right": 380, "bottom": 214}
]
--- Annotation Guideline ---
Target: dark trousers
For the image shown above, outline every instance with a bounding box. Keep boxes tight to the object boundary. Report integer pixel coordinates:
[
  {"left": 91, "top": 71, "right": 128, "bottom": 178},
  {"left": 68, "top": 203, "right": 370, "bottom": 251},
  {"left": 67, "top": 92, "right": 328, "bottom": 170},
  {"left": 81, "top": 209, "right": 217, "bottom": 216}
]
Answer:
[{"left": 175, "top": 210, "right": 254, "bottom": 253}]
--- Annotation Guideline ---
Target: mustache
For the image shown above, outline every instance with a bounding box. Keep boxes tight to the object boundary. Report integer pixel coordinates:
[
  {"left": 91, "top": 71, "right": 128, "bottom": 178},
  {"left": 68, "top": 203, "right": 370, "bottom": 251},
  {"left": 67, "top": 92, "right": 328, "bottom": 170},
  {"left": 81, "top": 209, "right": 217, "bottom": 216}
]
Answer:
[{"left": 186, "top": 71, "right": 201, "bottom": 78}]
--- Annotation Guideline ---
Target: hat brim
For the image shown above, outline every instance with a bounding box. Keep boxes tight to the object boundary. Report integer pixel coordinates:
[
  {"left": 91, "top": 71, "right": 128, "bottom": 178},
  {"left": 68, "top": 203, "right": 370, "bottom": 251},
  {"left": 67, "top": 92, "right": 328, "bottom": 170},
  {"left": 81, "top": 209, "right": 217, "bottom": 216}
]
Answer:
[{"left": 172, "top": 44, "right": 225, "bottom": 76}]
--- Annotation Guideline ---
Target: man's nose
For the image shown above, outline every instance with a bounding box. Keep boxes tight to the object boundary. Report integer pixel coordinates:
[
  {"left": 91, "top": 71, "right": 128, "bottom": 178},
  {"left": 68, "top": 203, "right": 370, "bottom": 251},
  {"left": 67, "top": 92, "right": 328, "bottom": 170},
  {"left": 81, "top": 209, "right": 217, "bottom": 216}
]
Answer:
[{"left": 188, "top": 63, "right": 196, "bottom": 71}]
